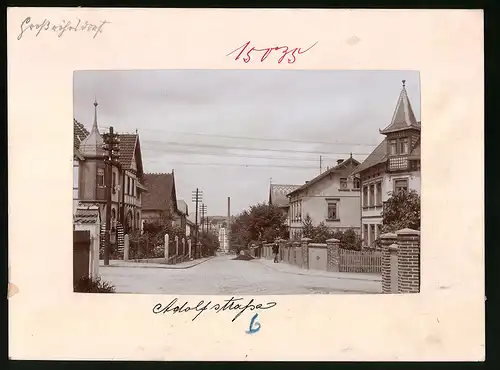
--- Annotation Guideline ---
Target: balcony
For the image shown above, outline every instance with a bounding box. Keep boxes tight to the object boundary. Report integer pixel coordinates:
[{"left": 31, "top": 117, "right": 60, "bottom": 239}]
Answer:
[{"left": 124, "top": 194, "right": 141, "bottom": 207}]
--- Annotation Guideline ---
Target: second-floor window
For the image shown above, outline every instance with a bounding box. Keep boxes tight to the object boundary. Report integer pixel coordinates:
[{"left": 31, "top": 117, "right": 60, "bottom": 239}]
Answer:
[
  {"left": 97, "top": 168, "right": 105, "bottom": 187},
  {"left": 363, "top": 186, "right": 368, "bottom": 207},
  {"left": 376, "top": 182, "right": 382, "bottom": 206},
  {"left": 353, "top": 178, "right": 360, "bottom": 189},
  {"left": 340, "top": 178, "right": 348, "bottom": 189},
  {"left": 327, "top": 201, "right": 338, "bottom": 220},
  {"left": 369, "top": 184, "right": 375, "bottom": 207},
  {"left": 394, "top": 178, "right": 409, "bottom": 193}
]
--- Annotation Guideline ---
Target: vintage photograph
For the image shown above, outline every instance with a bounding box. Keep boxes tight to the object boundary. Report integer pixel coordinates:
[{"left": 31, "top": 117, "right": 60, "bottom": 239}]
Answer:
[{"left": 73, "top": 69, "right": 421, "bottom": 295}]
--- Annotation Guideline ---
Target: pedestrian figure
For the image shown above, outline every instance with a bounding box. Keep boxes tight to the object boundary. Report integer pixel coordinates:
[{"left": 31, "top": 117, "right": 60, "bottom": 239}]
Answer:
[{"left": 273, "top": 242, "right": 279, "bottom": 263}]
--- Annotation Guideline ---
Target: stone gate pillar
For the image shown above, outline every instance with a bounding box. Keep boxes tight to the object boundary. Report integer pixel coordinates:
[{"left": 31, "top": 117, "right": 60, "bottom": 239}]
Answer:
[
  {"left": 396, "top": 229, "right": 421, "bottom": 293},
  {"left": 301, "top": 238, "right": 311, "bottom": 269},
  {"left": 124, "top": 234, "right": 130, "bottom": 261},
  {"left": 164, "top": 234, "right": 169, "bottom": 260},
  {"left": 326, "top": 238, "right": 340, "bottom": 272},
  {"left": 380, "top": 233, "right": 398, "bottom": 293}
]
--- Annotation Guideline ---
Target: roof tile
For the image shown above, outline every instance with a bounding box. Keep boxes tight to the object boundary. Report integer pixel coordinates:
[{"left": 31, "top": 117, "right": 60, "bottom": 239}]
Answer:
[{"left": 142, "top": 173, "right": 174, "bottom": 211}]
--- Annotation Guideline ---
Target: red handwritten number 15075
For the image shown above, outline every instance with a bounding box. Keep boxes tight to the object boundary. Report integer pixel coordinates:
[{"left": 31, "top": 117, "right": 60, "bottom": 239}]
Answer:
[{"left": 227, "top": 41, "right": 318, "bottom": 64}]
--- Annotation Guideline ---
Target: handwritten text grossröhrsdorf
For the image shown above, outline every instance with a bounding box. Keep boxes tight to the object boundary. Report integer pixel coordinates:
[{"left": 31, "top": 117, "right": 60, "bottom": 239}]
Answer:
[{"left": 17, "top": 17, "right": 111, "bottom": 40}]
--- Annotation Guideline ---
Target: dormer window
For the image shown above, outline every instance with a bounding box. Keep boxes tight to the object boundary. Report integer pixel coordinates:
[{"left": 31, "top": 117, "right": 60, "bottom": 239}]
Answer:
[
  {"left": 389, "top": 139, "right": 397, "bottom": 155},
  {"left": 389, "top": 137, "right": 409, "bottom": 155},
  {"left": 340, "top": 178, "right": 348, "bottom": 189},
  {"left": 399, "top": 137, "right": 409, "bottom": 154}
]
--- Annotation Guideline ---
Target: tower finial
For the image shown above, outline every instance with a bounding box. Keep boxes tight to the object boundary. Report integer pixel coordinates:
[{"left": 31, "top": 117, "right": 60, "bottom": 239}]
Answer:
[
  {"left": 402, "top": 79, "right": 406, "bottom": 88},
  {"left": 92, "top": 98, "right": 99, "bottom": 131}
]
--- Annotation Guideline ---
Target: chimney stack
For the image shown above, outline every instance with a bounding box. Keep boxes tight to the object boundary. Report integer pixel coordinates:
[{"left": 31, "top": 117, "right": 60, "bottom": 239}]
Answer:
[{"left": 337, "top": 159, "right": 344, "bottom": 165}]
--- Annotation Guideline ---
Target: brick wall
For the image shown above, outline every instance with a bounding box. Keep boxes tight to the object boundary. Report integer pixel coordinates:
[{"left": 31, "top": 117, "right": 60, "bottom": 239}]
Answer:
[
  {"left": 380, "top": 228, "right": 420, "bottom": 294},
  {"left": 396, "top": 229, "right": 420, "bottom": 293},
  {"left": 380, "top": 233, "right": 397, "bottom": 293}
]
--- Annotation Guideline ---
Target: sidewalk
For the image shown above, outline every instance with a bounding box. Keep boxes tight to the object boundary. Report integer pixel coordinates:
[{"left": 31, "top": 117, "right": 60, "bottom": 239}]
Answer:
[
  {"left": 99, "top": 256, "right": 214, "bottom": 269},
  {"left": 256, "top": 258, "right": 382, "bottom": 282}
]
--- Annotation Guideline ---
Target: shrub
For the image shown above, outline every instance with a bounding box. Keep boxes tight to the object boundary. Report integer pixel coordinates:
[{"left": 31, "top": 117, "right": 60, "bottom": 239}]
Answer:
[{"left": 74, "top": 276, "right": 116, "bottom": 293}]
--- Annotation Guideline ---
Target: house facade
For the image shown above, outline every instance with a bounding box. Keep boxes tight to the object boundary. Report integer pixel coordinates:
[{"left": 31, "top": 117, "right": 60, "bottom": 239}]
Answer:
[
  {"left": 269, "top": 184, "right": 300, "bottom": 232},
  {"left": 74, "top": 101, "right": 147, "bottom": 244},
  {"left": 287, "top": 156, "right": 361, "bottom": 240},
  {"left": 141, "top": 172, "right": 182, "bottom": 232},
  {"left": 73, "top": 119, "right": 89, "bottom": 214},
  {"left": 351, "top": 80, "right": 421, "bottom": 247}
]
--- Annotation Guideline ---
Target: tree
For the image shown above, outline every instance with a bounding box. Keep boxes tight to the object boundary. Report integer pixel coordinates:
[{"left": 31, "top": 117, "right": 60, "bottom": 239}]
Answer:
[
  {"left": 381, "top": 189, "right": 420, "bottom": 234},
  {"left": 302, "top": 214, "right": 315, "bottom": 239},
  {"left": 312, "top": 222, "right": 333, "bottom": 243},
  {"left": 199, "top": 230, "right": 220, "bottom": 256},
  {"left": 230, "top": 202, "right": 288, "bottom": 252}
]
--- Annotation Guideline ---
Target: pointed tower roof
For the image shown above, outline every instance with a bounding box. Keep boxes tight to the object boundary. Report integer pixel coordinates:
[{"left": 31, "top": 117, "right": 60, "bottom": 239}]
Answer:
[
  {"left": 380, "top": 80, "right": 421, "bottom": 134},
  {"left": 79, "top": 99, "right": 104, "bottom": 157}
]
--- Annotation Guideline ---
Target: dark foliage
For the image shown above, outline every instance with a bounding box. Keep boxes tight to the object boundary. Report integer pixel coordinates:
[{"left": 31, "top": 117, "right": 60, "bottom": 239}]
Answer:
[{"left": 74, "top": 276, "right": 116, "bottom": 293}]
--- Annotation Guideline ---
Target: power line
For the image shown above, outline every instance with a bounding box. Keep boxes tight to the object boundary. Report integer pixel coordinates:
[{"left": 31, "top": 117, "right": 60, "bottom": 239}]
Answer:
[
  {"left": 141, "top": 147, "right": 360, "bottom": 162},
  {"left": 96, "top": 125, "right": 379, "bottom": 147},
  {"left": 143, "top": 139, "right": 375, "bottom": 156},
  {"left": 150, "top": 161, "right": 328, "bottom": 170}
]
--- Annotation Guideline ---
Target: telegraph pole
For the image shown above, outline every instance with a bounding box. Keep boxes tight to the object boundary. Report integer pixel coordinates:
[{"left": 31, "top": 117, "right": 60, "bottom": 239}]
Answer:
[
  {"left": 200, "top": 204, "right": 207, "bottom": 234},
  {"left": 102, "top": 125, "right": 120, "bottom": 266},
  {"left": 191, "top": 189, "right": 203, "bottom": 258}
]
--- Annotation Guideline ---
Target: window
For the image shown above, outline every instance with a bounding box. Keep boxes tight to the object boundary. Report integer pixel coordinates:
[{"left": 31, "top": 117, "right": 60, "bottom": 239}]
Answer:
[
  {"left": 400, "top": 137, "right": 409, "bottom": 154},
  {"left": 353, "top": 178, "right": 360, "bottom": 189},
  {"left": 340, "top": 178, "right": 348, "bottom": 189},
  {"left": 327, "top": 202, "right": 338, "bottom": 220},
  {"left": 389, "top": 139, "right": 397, "bottom": 155},
  {"left": 376, "top": 182, "right": 382, "bottom": 206},
  {"left": 370, "top": 225, "right": 375, "bottom": 245},
  {"left": 124, "top": 176, "right": 128, "bottom": 195},
  {"left": 112, "top": 172, "right": 116, "bottom": 189},
  {"left": 97, "top": 168, "right": 105, "bottom": 187},
  {"left": 363, "top": 224, "right": 368, "bottom": 243},
  {"left": 394, "top": 178, "right": 409, "bottom": 193},
  {"left": 363, "top": 186, "right": 368, "bottom": 207},
  {"left": 369, "top": 184, "right": 375, "bottom": 207},
  {"left": 377, "top": 224, "right": 382, "bottom": 239}
]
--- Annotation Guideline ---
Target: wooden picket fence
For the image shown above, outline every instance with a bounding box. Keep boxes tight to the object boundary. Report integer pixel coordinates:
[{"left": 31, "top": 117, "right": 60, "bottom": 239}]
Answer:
[{"left": 339, "top": 249, "right": 382, "bottom": 273}]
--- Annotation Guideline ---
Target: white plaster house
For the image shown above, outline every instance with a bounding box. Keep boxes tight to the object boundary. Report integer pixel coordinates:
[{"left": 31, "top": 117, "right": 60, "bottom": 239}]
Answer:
[
  {"left": 287, "top": 156, "right": 361, "bottom": 240},
  {"left": 351, "top": 80, "right": 421, "bottom": 247},
  {"left": 73, "top": 206, "right": 101, "bottom": 278}
]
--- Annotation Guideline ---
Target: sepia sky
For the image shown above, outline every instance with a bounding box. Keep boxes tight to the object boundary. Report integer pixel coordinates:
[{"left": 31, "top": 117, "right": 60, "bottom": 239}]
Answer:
[{"left": 73, "top": 69, "right": 421, "bottom": 216}]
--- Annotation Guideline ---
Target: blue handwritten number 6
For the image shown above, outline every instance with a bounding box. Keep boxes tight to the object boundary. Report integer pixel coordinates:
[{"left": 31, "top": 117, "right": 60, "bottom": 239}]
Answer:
[{"left": 246, "top": 313, "right": 261, "bottom": 334}]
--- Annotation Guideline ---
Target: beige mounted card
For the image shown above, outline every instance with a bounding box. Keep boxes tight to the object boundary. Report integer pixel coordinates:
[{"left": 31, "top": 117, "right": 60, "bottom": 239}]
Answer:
[{"left": 8, "top": 8, "right": 484, "bottom": 361}]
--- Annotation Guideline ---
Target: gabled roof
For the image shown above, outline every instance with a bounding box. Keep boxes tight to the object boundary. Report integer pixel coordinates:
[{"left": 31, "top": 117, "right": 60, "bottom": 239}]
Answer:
[
  {"left": 287, "top": 156, "right": 360, "bottom": 197},
  {"left": 269, "top": 184, "right": 300, "bottom": 207},
  {"left": 118, "top": 133, "right": 144, "bottom": 174},
  {"left": 74, "top": 119, "right": 89, "bottom": 150},
  {"left": 142, "top": 173, "right": 178, "bottom": 212},
  {"left": 73, "top": 207, "right": 100, "bottom": 224},
  {"left": 350, "top": 139, "right": 388, "bottom": 175},
  {"left": 380, "top": 80, "right": 421, "bottom": 134},
  {"left": 177, "top": 200, "right": 189, "bottom": 215}
]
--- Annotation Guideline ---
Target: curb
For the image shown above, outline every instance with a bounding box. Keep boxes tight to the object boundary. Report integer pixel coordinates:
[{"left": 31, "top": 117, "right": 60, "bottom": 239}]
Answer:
[
  {"left": 100, "top": 256, "right": 215, "bottom": 270},
  {"left": 255, "top": 258, "right": 382, "bottom": 282}
]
